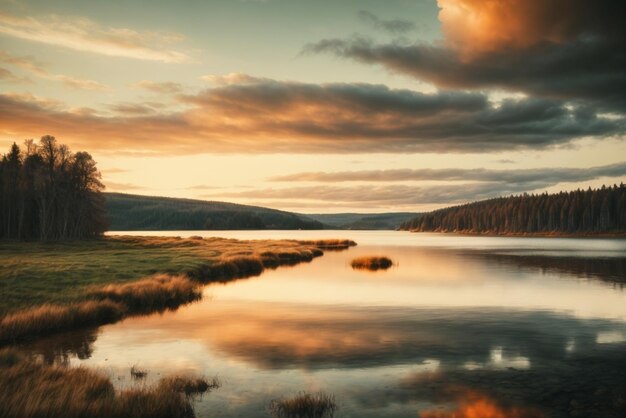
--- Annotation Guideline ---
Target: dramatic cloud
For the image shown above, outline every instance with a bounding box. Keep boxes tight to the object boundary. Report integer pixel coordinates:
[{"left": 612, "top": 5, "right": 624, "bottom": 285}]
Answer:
[
  {"left": 358, "top": 11, "right": 416, "bottom": 34},
  {"left": 269, "top": 162, "right": 626, "bottom": 184},
  {"left": 0, "top": 50, "right": 108, "bottom": 91},
  {"left": 1, "top": 77, "right": 623, "bottom": 154},
  {"left": 306, "top": 0, "right": 626, "bottom": 111},
  {"left": 437, "top": 0, "right": 625, "bottom": 55},
  {"left": 0, "top": 12, "right": 188, "bottom": 63}
]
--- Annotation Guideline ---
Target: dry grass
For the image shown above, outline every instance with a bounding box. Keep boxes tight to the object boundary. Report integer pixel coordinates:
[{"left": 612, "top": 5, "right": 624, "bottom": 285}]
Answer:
[
  {"left": 0, "top": 237, "right": 357, "bottom": 344},
  {"left": 0, "top": 300, "right": 125, "bottom": 345},
  {"left": 0, "top": 275, "right": 202, "bottom": 344},
  {"left": 269, "top": 391, "right": 337, "bottom": 418},
  {"left": 130, "top": 365, "right": 148, "bottom": 380},
  {"left": 0, "top": 348, "right": 215, "bottom": 418},
  {"left": 88, "top": 274, "right": 202, "bottom": 312},
  {"left": 0, "top": 236, "right": 356, "bottom": 315},
  {"left": 350, "top": 256, "right": 394, "bottom": 271}
]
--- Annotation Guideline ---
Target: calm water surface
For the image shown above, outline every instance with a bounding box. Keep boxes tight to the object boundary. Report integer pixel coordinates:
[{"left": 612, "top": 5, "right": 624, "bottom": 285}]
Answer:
[{"left": 31, "top": 232, "right": 626, "bottom": 417}]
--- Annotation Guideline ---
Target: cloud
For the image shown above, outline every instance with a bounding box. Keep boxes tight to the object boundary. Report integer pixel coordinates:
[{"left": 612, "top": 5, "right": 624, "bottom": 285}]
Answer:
[
  {"left": 269, "top": 162, "right": 626, "bottom": 184},
  {"left": 108, "top": 102, "right": 160, "bottom": 115},
  {"left": 0, "top": 11, "right": 188, "bottom": 63},
  {"left": 0, "top": 77, "right": 623, "bottom": 155},
  {"left": 0, "top": 50, "right": 108, "bottom": 91},
  {"left": 357, "top": 11, "right": 416, "bottom": 34},
  {"left": 436, "top": 0, "right": 624, "bottom": 55},
  {"left": 206, "top": 182, "right": 570, "bottom": 207},
  {"left": 103, "top": 181, "right": 145, "bottom": 191},
  {"left": 200, "top": 72, "right": 264, "bottom": 86},
  {"left": 133, "top": 80, "right": 183, "bottom": 95},
  {"left": 0, "top": 66, "right": 25, "bottom": 82},
  {"left": 306, "top": 0, "right": 626, "bottom": 111}
]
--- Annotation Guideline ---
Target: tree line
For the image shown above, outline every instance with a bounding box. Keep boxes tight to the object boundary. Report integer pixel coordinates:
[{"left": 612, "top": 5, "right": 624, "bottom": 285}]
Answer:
[
  {"left": 0, "top": 136, "right": 108, "bottom": 240},
  {"left": 400, "top": 184, "right": 626, "bottom": 234}
]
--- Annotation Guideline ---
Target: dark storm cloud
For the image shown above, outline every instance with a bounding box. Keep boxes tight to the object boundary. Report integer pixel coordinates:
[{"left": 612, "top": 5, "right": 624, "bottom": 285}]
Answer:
[
  {"left": 1, "top": 77, "right": 623, "bottom": 154},
  {"left": 305, "top": 37, "right": 626, "bottom": 112},
  {"left": 269, "top": 162, "right": 626, "bottom": 184},
  {"left": 357, "top": 10, "right": 416, "bottom": 34},
  {"left": 305, "top": 0, "right": 626, "bottom": 112}
]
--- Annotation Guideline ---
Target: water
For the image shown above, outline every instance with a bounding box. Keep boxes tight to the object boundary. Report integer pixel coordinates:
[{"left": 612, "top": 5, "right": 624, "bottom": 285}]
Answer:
[{"left": 29, "top": 232, "right": 626, "bottom": 417}]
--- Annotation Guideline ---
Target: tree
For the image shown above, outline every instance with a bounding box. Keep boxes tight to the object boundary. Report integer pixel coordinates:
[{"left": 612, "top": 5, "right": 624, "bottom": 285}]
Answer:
[{"left": 0, "top": 136, "right": 109, "bottom": 240}]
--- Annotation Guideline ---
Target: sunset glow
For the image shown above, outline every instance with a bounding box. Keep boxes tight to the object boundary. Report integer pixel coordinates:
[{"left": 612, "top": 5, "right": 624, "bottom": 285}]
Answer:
[{"left": 1, "top": 0, "right": 624, "bottom": 212}]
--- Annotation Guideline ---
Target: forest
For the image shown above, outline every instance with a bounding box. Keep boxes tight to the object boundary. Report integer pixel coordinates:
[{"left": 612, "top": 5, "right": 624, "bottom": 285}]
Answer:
[
  {"left": 0, "top": 136, "right": 107, "bottom": 240},
  {"left": 400, "top": 184, "right": 626, "bottom": 235}
]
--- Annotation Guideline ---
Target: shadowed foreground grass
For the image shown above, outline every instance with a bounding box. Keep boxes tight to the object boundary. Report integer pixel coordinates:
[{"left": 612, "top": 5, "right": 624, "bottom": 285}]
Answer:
[
  {"left": 0, "top": 348, "right": 218, "bottom": 418},
  {"left": 0, "top": 236, "right": 356, "bottom": 344},
  {"left": 269, "top": 391, "right": 337, "bottom": 418},
  {"left": 350, "top": 256, "right": 393, "bottom": 271}
]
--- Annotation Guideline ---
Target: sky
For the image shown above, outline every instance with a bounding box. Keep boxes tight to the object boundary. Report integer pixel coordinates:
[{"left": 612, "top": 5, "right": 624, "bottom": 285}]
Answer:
[{"left": 0, "top": 0, "right": 625, "bottom": 213}]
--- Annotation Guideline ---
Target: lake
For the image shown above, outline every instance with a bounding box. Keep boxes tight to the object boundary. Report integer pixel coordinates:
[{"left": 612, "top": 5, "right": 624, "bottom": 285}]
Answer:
[{"left": 25, "top": 231, "right": 626, "bottom": 417}]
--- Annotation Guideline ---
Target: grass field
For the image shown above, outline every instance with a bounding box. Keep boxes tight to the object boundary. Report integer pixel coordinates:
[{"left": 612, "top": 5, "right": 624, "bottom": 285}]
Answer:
[
  {"left": 0, "top": 236, "right": 353, "bottom": 316},
  {"left": 0, "top": 236, "right": 355, "bottom": 343}
]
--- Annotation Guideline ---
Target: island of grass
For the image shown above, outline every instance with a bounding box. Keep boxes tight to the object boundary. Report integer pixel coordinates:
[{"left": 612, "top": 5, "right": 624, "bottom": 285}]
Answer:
[
  {"left": 0, "top": 235, "right": 356, "bottom": 344},
  {"left": 350, "top": 256, "right": 394, "bottom": 271}
]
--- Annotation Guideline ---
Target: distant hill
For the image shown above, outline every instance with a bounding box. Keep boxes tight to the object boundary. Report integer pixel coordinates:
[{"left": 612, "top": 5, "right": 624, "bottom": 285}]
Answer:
[
  {"left": 305, "top": 212, "right": 420, "bottom": 230},
  {"left": 400, "top": 184, "right": 626, "bottom": 235},
  {"left": 105, "top": 193, "right": 325, "bottom": 230}
]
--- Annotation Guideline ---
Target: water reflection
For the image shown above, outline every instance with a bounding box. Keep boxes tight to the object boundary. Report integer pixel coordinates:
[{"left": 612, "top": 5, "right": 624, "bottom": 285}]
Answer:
[
  {"left": 464, "top": 250, "right": 626, "bottom": 285},
  {"left": 22, "top": 233, "right": 626, "bottom": 417}
]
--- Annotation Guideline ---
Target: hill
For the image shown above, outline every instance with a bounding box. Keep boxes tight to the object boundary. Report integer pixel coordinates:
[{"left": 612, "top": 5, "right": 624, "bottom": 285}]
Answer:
[
  {"left": 305, "top": 212, "right": 420, "bottom": 230},
  {"left": 105, "top": 193, "right": 324, "bottom": 230},
  {"left": 400, "top": 184, "right": 626, "bottom": 236}
]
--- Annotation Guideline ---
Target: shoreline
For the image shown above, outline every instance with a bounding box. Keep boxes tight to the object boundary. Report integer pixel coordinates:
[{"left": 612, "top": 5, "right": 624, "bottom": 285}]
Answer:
[
  {"left": 403, "top": 230, "right": 626, "bottom": 239},
  {"left": 0, "top": 236, "right": 356, "bottom": 345}
]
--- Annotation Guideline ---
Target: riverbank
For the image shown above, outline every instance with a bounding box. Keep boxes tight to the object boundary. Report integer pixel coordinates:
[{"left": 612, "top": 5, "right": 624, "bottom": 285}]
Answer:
[
  {"left": 0, "top": 236, "right": 356, "bottom": 344},
  {"left": 404, "top": 230, "right": 626, "bottom": 238}
]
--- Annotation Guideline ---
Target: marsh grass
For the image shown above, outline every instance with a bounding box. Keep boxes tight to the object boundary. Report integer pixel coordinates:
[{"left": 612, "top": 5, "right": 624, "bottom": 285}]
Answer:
[
  {"left": 0, "top": 275, "right": 201, "bottom": 344},
  {"left": 350, "top": 256, "right": 394, "bottom": 271},
  {"left": 269, "top": 391, "right": 337, "bottom": 418},
  {"left": 0, "top": 348, "right": 215, "bottom": 418},
  {"left": 0, "top": 236, "right": 356, "bottom": 343},
  {"left": 0, "top": 300, "right": 125, "bottom": 344},
  {"left": 88, "top": 274, "right": 201, "bottom": 312},
  {"left": 130, "top": 365, "right": 148, "bottom": 380}
]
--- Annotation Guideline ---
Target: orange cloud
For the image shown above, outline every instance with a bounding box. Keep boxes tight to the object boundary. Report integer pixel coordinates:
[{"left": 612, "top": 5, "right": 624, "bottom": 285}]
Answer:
[
  {"left": 0, "top": 78, "right": 621, "bottom": 155},
  {"left": 438, "top": 0, "right": 621, "bottom": 56}
]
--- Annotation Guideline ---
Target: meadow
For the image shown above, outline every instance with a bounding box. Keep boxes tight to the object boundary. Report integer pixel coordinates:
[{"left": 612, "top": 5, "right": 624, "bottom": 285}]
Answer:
[{"left": 0, "top": 236, "right": 355, "bottom": 343}]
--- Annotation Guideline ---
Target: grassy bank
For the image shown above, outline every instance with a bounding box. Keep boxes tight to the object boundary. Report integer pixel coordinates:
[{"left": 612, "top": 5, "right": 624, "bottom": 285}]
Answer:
[
  {"left": 0, "top": 236, "right": 356, "bottom": 343},
  {"left": 0, "top": 348, "right": 217, "bottom": 418}
]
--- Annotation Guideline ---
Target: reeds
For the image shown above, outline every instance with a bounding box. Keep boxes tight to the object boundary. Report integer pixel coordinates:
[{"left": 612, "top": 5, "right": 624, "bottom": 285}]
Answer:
[
  {"left": 0, "top": 237, "right": 357, "bottom": 344},
  {"left": 0, "top": 275, "right": 201, "bottom": 344},
  {"left": 0, "top": 300, "right": 125, "bottom": 344},
  {"left": 88, "top": 274, "right": 202, "bottom": 312},
  {"left": 350, "top": 256, "right": 394, "bottom": 271},
  {"left": 0, "top": 348, "right": 215, "bottom": 418},
  {"left": 268, "top": 391, "right": 337, "bottom": 418}
]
